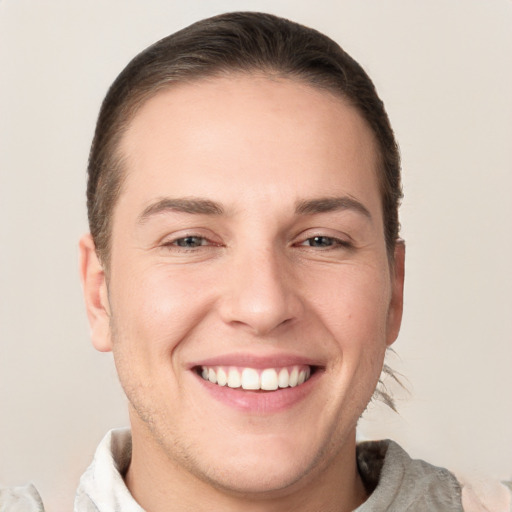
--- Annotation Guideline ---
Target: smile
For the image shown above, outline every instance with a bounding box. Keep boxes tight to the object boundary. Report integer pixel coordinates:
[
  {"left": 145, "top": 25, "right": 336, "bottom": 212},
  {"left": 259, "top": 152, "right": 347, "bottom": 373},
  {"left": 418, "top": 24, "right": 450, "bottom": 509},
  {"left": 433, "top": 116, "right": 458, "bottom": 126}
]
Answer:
[{"left": 199, "top": 365, "right": 312, "bottom": 391}]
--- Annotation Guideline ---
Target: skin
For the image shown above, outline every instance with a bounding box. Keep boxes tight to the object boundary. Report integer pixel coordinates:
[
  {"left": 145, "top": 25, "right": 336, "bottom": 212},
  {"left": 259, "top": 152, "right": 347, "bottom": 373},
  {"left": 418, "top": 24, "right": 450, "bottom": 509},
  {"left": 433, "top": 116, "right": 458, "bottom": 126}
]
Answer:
[{"left": 80, "top": 74, "right": 405, "bottom": 512}]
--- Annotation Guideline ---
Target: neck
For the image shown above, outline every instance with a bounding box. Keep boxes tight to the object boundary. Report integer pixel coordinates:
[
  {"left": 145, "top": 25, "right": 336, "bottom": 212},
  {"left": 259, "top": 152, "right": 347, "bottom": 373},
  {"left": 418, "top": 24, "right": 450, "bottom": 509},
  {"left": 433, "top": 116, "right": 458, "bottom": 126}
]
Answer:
[{"left": 125, "top": 418, "right": 367, "bottom": 512}]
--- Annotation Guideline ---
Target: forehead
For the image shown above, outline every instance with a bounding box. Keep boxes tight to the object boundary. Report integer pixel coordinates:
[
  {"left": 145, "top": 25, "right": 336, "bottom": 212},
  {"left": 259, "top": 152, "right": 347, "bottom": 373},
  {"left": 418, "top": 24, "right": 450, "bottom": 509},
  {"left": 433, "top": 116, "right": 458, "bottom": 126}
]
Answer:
[{"left": 116, "top": 74, "right": 381, "bottom": 216}]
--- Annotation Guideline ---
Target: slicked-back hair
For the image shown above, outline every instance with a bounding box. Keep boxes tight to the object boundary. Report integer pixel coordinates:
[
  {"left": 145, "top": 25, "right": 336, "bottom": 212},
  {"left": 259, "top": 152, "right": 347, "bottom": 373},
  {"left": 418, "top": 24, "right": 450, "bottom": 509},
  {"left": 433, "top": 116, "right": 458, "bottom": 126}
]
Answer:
[{"left": 87, "top": 11, "right": 402, "bottom": 267}]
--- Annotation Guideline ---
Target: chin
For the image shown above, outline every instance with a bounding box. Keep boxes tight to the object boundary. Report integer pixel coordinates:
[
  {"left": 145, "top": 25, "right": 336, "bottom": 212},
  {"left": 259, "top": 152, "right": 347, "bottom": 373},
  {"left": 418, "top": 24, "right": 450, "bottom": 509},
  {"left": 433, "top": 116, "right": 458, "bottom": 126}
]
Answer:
[
  {"left": 181, "top": 431, "right": 334, "bottom": 498},
  {"left": 199, "top": 457, "right": 312, "bottom": 497}
]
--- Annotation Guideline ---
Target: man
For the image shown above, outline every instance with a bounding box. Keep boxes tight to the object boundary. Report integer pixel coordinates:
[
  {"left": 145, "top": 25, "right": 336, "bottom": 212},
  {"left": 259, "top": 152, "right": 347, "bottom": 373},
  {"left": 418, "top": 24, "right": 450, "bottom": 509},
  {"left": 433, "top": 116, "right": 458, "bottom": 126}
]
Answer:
[{"left": 2, "top": 11, "right": 509, "bottom": 512}]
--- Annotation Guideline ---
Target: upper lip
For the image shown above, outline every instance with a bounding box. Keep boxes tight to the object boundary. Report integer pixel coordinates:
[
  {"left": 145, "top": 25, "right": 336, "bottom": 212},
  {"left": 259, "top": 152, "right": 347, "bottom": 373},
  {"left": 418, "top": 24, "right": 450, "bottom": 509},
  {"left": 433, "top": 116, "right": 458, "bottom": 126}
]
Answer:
[{"left": 188, "top": 353, "right": 324, "bottom": 370}]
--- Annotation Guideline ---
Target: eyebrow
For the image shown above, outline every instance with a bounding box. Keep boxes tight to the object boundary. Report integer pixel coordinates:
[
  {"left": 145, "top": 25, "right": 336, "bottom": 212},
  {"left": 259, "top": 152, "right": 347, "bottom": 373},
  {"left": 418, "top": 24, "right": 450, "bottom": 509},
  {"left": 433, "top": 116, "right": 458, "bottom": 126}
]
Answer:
[
  {"left": 295, "top": 196, "right": 372, "bottom": 219},
  {"left": 138, "top": 197, "right": 224, "bottom": 223},
  {"left": 138, "top": 195, "right": 371, "bottom": 223}
]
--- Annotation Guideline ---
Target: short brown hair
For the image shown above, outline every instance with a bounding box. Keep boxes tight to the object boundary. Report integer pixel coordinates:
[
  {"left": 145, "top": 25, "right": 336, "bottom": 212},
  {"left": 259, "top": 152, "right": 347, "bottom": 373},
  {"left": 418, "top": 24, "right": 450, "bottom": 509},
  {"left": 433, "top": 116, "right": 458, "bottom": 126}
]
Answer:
[{"left": 87, "top": 11, "right": 402, "bottom": 266}]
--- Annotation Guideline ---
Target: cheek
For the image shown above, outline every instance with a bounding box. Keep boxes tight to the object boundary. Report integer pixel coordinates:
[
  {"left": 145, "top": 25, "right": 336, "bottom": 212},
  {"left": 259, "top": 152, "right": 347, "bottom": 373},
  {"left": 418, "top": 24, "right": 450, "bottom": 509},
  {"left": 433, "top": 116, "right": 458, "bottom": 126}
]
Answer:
[
  {"left": 109, "top": 263, "right": 218, "bottom": 360},
  {"left": 305, "top": 263, "right": 392, "bottom": 345}
]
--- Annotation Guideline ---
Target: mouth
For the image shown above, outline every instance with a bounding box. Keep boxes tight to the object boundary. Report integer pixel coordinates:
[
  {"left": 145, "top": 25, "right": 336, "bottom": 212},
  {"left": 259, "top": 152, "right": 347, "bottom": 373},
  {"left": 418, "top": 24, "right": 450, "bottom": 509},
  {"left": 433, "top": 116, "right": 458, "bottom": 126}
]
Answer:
[{"left": 196, "top": 364, "right": 315, "bottom": 391}]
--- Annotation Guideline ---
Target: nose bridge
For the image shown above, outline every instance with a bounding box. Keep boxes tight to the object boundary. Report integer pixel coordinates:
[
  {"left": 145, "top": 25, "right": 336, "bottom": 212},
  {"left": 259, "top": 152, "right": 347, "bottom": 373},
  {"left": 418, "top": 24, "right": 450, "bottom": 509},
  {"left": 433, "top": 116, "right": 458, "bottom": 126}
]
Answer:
[{"left": 219, "top": 239, "right": 300, "bottom": 335}]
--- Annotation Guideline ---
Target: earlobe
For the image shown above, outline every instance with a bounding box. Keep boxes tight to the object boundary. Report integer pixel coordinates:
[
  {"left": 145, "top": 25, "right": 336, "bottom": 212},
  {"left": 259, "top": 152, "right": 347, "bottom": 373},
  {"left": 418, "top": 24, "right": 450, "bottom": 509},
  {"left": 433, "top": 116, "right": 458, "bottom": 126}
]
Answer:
[
  {"left": 79, "top": 234, "right": 113, "bottom": 352},
  {"left": 386, "top": 240, "right": 405, "bottom": 346}
]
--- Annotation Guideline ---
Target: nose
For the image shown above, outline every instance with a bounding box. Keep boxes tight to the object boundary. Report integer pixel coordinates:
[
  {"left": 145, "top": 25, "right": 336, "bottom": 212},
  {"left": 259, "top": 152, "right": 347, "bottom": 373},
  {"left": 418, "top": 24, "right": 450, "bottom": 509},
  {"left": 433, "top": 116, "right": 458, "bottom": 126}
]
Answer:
[{"left": 218, "top": 245, "right": 303, "bottom": 336}]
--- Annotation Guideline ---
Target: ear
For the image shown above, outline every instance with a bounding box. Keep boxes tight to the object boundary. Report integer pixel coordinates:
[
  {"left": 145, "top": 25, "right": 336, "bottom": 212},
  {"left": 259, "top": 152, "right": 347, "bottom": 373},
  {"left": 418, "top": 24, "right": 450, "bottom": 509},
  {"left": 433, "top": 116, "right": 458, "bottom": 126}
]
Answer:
[
  {"left": 79, "top": 234, "right": 112, "bottom": 352},
  {"left": 386, "top": 240, "right": 405, "bottom": 346}
]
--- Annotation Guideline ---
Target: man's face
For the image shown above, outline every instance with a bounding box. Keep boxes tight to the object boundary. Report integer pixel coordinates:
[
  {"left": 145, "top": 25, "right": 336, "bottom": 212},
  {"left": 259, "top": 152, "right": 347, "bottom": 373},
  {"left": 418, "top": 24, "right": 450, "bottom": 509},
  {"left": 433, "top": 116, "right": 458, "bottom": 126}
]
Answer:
[{"left": 83, "top": 75, "right": 404, "bottom": 494}]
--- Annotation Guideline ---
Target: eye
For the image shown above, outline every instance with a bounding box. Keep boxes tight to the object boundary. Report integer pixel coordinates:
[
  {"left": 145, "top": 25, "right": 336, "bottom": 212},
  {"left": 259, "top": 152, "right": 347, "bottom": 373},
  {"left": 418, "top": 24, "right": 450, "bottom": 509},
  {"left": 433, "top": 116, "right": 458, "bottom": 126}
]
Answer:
[
  {"left": 171, "top": 236, "right": 210, "bottom": 248},
  {"left": 300, "top": 236, "right": 347, "bottom": 248},
  {"left": 303, "top": 236, "right": 335, "bottom": 248}
]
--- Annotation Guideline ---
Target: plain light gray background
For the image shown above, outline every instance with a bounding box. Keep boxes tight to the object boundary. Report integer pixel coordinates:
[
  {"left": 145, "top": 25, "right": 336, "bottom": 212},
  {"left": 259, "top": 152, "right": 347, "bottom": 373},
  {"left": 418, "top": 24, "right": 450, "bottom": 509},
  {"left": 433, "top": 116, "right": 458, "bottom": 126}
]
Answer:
[{"left": 1, "top": 1, "right": 511, "bottom": 510}]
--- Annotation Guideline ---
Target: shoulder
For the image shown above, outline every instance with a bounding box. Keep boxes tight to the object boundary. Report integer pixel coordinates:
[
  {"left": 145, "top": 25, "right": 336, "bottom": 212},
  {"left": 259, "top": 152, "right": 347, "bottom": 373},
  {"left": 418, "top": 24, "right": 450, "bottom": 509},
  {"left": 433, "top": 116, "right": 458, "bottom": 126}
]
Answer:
[
  {"left": 458, "top": 476, "right": 512, "bottom": 512},
  {"left": 0, "top": 483, "right": 44, "bottom": 512}
]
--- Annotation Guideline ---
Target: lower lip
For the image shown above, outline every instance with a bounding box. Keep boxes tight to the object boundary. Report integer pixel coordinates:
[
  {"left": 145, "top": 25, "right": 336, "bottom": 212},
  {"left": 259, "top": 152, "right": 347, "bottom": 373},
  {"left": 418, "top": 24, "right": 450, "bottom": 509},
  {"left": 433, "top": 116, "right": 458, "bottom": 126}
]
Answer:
[{"left": 193, "top": 370, "right": 320, "bottom": 413}]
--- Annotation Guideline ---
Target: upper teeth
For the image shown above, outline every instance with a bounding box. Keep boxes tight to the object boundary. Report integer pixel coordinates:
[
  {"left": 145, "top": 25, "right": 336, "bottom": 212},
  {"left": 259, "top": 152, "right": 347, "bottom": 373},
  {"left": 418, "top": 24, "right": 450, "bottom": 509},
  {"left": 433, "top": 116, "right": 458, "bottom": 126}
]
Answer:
[{"left": 200, "top": 365, "right": 311, "bottom": 390}]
